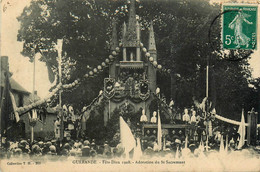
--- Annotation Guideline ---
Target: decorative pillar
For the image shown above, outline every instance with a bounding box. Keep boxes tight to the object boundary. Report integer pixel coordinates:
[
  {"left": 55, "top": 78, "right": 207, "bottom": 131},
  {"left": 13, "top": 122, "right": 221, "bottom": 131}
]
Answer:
[
  {"left": 247, "top": 108, "right": 258, "bottom": 146},
  {"left": 123, "top": 48, "right": 127, "bottom": 61},
  {"left": 136, "top": 21, "right": 141, "bottom": 61}
]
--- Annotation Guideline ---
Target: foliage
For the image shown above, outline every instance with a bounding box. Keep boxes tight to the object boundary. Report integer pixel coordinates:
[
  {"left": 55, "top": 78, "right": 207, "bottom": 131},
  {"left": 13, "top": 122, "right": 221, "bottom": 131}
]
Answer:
[{"left": 17, "top": 0, "right": 259, "bottom": 121}]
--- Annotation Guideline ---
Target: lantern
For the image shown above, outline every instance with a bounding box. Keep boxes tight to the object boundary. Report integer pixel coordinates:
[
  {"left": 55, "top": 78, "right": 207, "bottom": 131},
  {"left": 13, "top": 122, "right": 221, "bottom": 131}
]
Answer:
[
  {"left": 115, "top": 47, "right": 120, "bottom": 52},
  {"left": 75, "top": 80, "right": 79, "bottom": 85},
  {"left": 101, "top": 62, "right": 106, "bottom": 67},
  {"left": 28, "top": 105, "right": 33, "bottom": 110},
  {"left": 109, "top": 55, "right": 114, "bottom": 60},
  {"left": 89, "top": 71, "right": 94, "bottom": 76},
  {"left": 97, "top": 65, "right": 102, "bottom": 70},
  {"left": 142, "top": 48, "right": 147, "bottom": 53},
  {"left": 112, "top": 51, "right": 117, "bottom": 56},
  {"left": 145, "top": 52, "right": 150, "bottom": 57},
  {"left": 93, "top": 68, "right": 97, "bottom": 73},
  {"left": 149, "top": 57, "right": 154, "bottom": 62},
  {"left": 153, "top": 61, "right": 158, "bottom": 67},
  {"left": 140, "top": 42, "right": 143, "bottom": 47},
  {"left": 105, "top": 59, "right": 110, "bottom": 64},
  {"left": 157, "top": 64, "right": 162, "bottom": 69},
  {"left": 84, "top": 74, "right": 89, "bottom": 78}
]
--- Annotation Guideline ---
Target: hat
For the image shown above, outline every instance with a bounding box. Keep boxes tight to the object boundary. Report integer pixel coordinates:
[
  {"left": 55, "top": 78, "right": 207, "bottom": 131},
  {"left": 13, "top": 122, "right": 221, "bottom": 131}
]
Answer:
[
  {"left": 175, "top": 139, "right": 181, "bottom": 144},
  {"left": 64, "top": 143, "right": 71, "bottom": 150},
  {"left": 46, "top": 141, "right": 52, "bottom": 147},
  {"left": 49, "top": 145, "right": 56, "bottom": 152}
]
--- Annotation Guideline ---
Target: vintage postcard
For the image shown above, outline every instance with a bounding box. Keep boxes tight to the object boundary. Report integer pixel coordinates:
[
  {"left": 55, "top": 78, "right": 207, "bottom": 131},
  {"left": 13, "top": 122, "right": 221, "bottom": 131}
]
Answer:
[{"left": 0, "top": 0, "right": 260, "bottom": 171}]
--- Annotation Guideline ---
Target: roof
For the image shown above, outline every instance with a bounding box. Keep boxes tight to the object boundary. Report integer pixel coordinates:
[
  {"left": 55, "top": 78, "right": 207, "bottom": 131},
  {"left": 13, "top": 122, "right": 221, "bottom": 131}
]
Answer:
[
  {"left": 1, "top": 72, "right": 30, "bottom": 94},
  {"left": 46, "top": 107, "right": 57, "bottom": 114}
]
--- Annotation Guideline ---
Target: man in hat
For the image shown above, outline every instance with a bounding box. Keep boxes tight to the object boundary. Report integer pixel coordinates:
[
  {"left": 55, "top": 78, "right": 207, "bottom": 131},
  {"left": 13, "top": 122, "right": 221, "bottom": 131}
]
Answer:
[{"left": 81, "top": 140, "right": 91, "bottom": 157}]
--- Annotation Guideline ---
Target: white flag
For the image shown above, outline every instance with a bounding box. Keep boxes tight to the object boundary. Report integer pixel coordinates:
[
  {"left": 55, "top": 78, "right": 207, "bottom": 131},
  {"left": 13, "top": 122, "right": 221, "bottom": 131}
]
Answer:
[
  {"left": 225, "top": 135, "right": 229, "bottom": 153},
  {"left": 237, "top": 109, "right": 246, "bottom": 149},
  {"left": 120, "top": 116, "right": 136, "bottom": 154},
  {"left": 32, "top": 109, "right": 37, "bottom": 119},
  {"left": 133, "top": 138, "right": 142, "bottom": 159},
  {"left": 219, "top": 135, "right": 225, "bottom": 153},
  {"left": 9, "top": 91, "right": 20, "bottom": 122},
  {"left": 157, "top": 111, "right": 162, "bottom": 151}
]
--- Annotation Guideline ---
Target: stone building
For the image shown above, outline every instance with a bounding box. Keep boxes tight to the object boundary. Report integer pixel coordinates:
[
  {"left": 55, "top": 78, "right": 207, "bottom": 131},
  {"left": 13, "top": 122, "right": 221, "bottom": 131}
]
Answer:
[{"left": 1, "top": 56, "right": 57, "bottom": 140}]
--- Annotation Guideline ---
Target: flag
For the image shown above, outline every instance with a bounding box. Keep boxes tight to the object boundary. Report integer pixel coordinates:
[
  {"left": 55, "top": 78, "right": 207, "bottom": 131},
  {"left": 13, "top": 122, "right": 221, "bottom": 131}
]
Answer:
[
  {"left": 32, "top": 109, "right": 37, "bottom": 119},
  {"left": 225, "top": 135, "right": 228, "bottom": 153},
  {"left": 205, "top": 136, "right": 209, "bottom": 152},
  {"left": 175, "top": 146, "right": 179, "bottom": 159},
  {"left": 157, "top": 111, "right": 162, "bottom": 151},
  {"left": 120, "top": 116, "right": 136, "bottom": 155},
  {"left": 35, "top": 45, "right": 55, "bottom": 83},
  {"left": 163, "top": 136, "right": 166, "bottom": 150},
  {"left": 156, "top": 87, "right": 160, "bottom": 94},
  {"left": 9, "top": 91, "right": 19, "bottom": 122},
  {"left": 46, "top": 62, "right": 55, "bottom": 83},
  {"left": 133, "top": 137, "right": 142, "bottom": 159},
  {"left": 199, "top": 137, "right": 204, "bottom": 151},
  {"left": 237, "top": 109, "right": 246, "bottom": 149},
  {"left": 208, "top": 120, "right": 213, "bottom": 137},
  {"left": 169, "top": 100, "right": 174, "bottom": 107},
  {"left": 185, "top": 135, "right": 188, "bottom": 149},
  {"left": 219, "top": 135, "right": 225, "bottom": 153}
]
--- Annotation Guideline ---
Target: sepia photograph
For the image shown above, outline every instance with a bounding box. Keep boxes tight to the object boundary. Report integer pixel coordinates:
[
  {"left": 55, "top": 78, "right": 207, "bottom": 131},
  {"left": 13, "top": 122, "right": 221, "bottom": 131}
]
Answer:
[{"left": 0, "top": 0, "right": 260, "bottom": 171}]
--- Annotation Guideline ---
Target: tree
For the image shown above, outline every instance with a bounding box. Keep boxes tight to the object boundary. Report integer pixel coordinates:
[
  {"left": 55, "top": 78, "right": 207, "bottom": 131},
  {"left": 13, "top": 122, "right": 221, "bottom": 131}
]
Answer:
[{"left": 17, "top": 0, "right": 258, "bottom": 121}]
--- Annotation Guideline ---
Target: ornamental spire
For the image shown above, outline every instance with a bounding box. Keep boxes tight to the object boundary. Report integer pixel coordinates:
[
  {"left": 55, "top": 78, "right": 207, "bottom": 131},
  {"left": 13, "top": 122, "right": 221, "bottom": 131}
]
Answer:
[
  {"left": 123, "top": 0, "right": 138, "bottom": 47},
  {"left": 148, "top": 21, "right": 156, "bottom": 51},
  {"left": 111, "top": 18, "right": 118, "bottom": 51}
]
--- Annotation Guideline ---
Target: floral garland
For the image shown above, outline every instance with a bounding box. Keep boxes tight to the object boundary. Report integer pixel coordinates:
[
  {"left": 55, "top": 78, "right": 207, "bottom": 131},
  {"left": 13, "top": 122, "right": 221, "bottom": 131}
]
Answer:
[
  {"left": 140, "top": 42, "right": 171, "bottom": 76},
  {"left": 14, "top": 44, "right": 121, "bottom": 114}
]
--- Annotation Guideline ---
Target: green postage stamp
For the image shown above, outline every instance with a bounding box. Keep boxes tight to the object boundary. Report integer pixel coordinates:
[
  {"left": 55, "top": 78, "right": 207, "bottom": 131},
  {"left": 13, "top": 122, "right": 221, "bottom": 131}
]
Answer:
[{"left": 222, "top": 5, "right": 258, "bottom": 50}]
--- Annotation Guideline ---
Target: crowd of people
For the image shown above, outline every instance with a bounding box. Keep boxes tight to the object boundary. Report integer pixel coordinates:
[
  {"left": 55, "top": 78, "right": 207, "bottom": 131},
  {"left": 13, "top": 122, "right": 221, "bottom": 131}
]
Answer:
[
  {"left": 0, "top": 121, "right": 246, "bottom": 160},
  {"left": 0, "top": 99, "right": 257, "bottom": 160}
]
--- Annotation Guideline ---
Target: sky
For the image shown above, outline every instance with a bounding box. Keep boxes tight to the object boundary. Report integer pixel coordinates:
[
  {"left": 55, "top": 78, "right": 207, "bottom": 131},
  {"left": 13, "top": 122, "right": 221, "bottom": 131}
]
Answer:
[
  {"left": 1, "top": 0, "right": 53, "bottom": 98},
  {"left": 1, "top": 0, "right": 260, "bottom": 99}
]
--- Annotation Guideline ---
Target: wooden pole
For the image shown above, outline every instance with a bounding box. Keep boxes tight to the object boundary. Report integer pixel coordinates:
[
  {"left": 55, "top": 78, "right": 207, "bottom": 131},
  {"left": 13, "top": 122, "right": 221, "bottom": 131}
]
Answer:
[
  {"left": 31, "top": 54, "right": 36, "bottom": 144},
  {"left": 57, "top": 39, "right": 63, "bottom": 141},
  {"left": 205, "top": 55, "right": 209, "bottom": 136}
]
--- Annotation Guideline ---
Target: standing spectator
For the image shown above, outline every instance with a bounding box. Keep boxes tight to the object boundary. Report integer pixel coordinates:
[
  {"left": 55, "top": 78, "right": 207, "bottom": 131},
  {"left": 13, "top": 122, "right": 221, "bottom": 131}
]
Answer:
[{"left": 54, "top": 117, "right": 60, "bottom": 140}]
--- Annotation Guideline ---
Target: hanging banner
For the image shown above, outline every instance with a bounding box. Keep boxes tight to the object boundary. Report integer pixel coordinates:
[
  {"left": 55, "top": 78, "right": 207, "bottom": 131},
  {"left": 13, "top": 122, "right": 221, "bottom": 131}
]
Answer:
[
  {"left": 139, "top": 80, "right": 150, "bottom": 101},
  {"left": 104, "top": 78, "right": 115, "bottom": 99}
]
